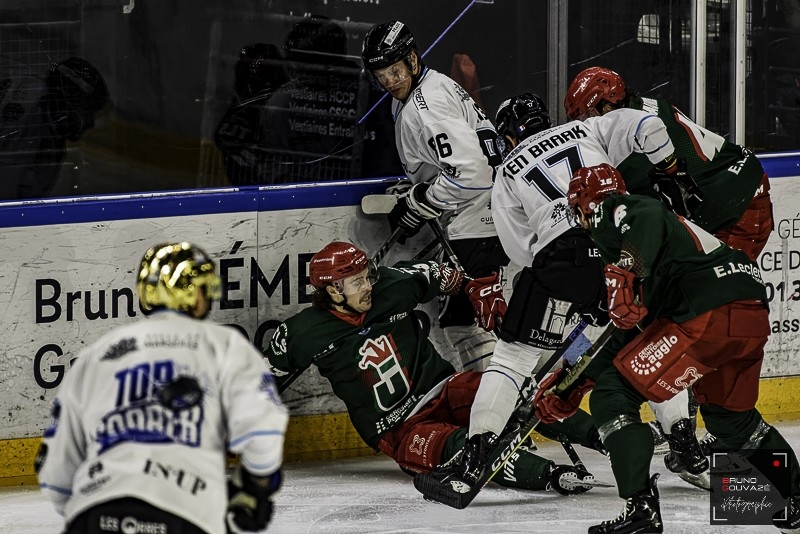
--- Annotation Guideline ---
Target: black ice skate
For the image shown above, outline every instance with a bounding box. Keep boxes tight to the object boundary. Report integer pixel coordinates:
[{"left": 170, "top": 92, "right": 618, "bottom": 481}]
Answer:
[
  {"left": 663, "top": 418, "right": 710, "bottom": 491},
  {"left": 773, "top": 494, "right": 800, "bottom": 533},
  {"left": 547, "top": 463, "right": 612, "bottom": 495},
  {"left": 588, "top": 474, "right": 663, "bottom": 534},
  {"left": 414, "top": 432, "right": 495, "bottom": 508}
]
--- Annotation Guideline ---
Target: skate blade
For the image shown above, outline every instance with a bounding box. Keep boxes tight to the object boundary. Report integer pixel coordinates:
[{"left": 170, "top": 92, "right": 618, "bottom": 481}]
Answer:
[
  {"left": 679, "top": 469, "right": 711, "bottom": 491},
  {"left": 558, "top": 473, "right": 615, "bottom": 492}
]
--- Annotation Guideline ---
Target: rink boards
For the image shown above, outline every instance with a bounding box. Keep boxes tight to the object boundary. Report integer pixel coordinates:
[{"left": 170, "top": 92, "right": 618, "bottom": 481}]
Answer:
[{"left": 2, "top": 152, "right": 800, "bottom": 485}]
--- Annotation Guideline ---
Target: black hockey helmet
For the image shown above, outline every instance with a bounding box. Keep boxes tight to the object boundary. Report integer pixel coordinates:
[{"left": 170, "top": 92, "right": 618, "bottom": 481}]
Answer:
[
  {"left": 45, "top": 57, "right": 110, "bottom": 140},
  {"left": 361, "top": 20, "right": 417, "bottom": 72},
  {"left": 47, "top": 57, "right": 109, "bottom": 112},
  {"left": 495, "top": 93, "right": 551, "bottom": 143}
]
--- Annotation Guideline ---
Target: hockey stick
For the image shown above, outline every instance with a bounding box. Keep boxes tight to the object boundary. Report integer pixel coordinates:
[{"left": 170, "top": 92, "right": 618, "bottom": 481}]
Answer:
[
  {"left": 414, "top": 322, "right": 618, "bottom": 509},
  {"left": 411, "top": 238, "right": 442, "bottom": 262},
  {"left": 371, "top": 226, "right": 406, "bottom": 265},
  {"left": 359, "top": 194, "right": 442, "bottom": 263},
  {"left": 276, "top": 227, "right": 406, "bottom": 394},
  {"left": 426, "top": 218, "right": 464, "bottom": 271},
  {"left": 360, "top": 193, "right": 397, "bottom": 215}
]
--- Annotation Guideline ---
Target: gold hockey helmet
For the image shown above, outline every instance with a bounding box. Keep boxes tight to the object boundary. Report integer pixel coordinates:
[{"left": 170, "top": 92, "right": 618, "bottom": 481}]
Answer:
[{"left": 137, "top": 242, "right": 221, "bottom": 315}]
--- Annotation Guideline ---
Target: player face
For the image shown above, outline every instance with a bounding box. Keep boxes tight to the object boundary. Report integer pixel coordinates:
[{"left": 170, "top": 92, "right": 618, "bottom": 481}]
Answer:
[
  {"left": 372, "top": 59, "right": 414, "bottom": 101},
  {"left": 337, "top": 268, "right": 376, "bottom": 313},
  {"left": 571, "top": 207, "right": 591, "bottom": 231}
]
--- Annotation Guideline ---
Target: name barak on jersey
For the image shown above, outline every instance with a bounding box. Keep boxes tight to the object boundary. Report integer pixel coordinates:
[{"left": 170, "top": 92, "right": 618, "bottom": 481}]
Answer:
[{"left": 504, "top": 125, "right": 588, "bottom": 176}]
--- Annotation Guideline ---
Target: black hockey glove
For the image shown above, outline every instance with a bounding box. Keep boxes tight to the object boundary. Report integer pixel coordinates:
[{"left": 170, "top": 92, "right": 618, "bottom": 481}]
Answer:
[
  {"left": 387, "top": 182, "right": 442, "bottom": 243},
  {"left": 226, "top": 466, "right": 282, "bottom": 533},
  {"left": 649, "top": 157, "right": 704, "bottom": 219}
]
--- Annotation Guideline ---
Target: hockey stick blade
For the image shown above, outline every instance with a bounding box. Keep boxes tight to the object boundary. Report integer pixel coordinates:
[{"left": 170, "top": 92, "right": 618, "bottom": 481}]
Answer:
[
  {"left": 414, "top": 323, "right": 617, "bottom": 508},
  {"left": 361, "top": 194, "right": 397, "bottom": 215}
]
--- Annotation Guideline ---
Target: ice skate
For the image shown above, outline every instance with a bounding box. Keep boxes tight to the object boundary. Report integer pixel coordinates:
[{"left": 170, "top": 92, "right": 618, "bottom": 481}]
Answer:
[
  {"left": 588, "top": 474, "right": 663, "bottom": 533},
  {"left": 547, "top": 463, "right": 612, "bottom": 495},
  {"left": 414, "top": 432, "right": 495, "bottom": 508},
  {"left": 663, "top": 418, "right": 710, "bottom": 491}
]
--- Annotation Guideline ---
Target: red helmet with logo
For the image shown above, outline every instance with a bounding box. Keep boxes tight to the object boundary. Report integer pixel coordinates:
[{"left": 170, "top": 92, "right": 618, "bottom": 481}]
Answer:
[
  {"left": 309, "top": 241, "right": 368, "bottom": 288},
  {"left": 567, "top": 163, "right": 627, "bottom": 218},
  {"left": 564, "top": 67, "right": 626, "bottom": 121}
]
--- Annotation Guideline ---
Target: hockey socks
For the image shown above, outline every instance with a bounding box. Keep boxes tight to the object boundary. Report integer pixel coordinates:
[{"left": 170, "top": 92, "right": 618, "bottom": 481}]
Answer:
[{"left": 604, "top": 422, "right": 656, "bottom": 499}]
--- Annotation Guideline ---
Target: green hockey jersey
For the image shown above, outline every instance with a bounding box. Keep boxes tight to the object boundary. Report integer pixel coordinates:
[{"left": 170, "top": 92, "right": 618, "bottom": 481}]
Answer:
[
  {"left": 617, "top": 96, "right": 765, "bottom": 233},
  {"left": 590, "top": 194, "right": 767, "bottom": 324},
  {"left": 265, "top": 261, "right": 456, "bottom": 449}
]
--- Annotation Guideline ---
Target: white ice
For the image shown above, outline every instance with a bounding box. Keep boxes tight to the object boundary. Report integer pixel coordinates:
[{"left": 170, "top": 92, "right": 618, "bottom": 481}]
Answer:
[{"left": 3, "top": 422, "right": 799, "bottom": 534}]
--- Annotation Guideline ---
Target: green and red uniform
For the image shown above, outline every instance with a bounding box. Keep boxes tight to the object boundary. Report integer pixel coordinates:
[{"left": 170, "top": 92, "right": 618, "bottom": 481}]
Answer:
[
  {"left": 265, "top": 261, "right": 594, "bottom": 488},
  {"left": 618, "top": 95, "right": 772, "bottom": 260},
  {"left": 585, "top": 193, "right": 798, "bottom": 500}
]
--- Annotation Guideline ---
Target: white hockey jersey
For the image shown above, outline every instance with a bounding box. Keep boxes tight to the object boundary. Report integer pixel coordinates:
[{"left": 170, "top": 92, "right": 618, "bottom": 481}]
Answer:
[
  {"left": 37, "top": 311, "right": 289, "bottom": 534},
  {"left": 492, "top": 108, "right": 674, "bottom": 267},
  {"left": 392, "top": 68, "right": 500, "bottom": 240}
]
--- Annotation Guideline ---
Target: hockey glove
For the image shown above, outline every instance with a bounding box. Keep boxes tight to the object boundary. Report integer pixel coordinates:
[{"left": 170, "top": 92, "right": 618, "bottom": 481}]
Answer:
[
  {"left": 387, "top": 182, "right": 442, "bottom": 241},
  {"left": 649, "top": 157, "right": 704, "bottom": 219},
  {"left": 604, "top": 264, "right": 647, "bottom": 330},
  {"left": 226, "top": 466, "right": 282, "bottom": 533},
  {"left": 534, "top": 366, "right": 595, "bottom": 424},
  {"left": 438, "top": 263, "right": 465, "bottom": 295},
  {"left": 465, "top": 272, "right": 507, "bottom": 332}
]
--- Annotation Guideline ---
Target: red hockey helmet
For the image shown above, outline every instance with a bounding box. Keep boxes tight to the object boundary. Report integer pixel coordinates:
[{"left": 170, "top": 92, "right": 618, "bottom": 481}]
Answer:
[
  {"left": 309, "top": 241, "right": 369, "bottom": 288},
  {"left": 567, "top": 163, "right": 627, "bottom": 219},
  {"left": 564, "top": 67, "right": 626, "bottom": 121}
]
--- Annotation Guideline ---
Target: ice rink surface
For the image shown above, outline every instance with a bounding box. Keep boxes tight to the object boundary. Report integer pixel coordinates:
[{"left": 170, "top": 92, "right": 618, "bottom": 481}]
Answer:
[{"left": 3, "top": 422, "right": 799, "bottom": 534}]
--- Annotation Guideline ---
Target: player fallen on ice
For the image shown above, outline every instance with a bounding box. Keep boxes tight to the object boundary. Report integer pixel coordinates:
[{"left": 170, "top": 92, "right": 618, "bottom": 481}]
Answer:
[{"left": 264, "top": 241, "right": 602, "bottom": 496}]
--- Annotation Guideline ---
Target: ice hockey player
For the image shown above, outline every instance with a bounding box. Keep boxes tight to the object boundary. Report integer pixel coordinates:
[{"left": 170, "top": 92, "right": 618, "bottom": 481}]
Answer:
[
  {"left": 264, "top": 241, "right": 601, "bottom": 496},
  {"left": 36, "top": 242, "right": 288, "bottom": 534},
  {"left": 422, "top": 92, "right": 706, "bottom": 496},
  {"left": 564, "top": 66, "right": 773, "bottom": 261},
  {"left": 361, "top": 20, "right": 507, "bottom": 372},
  {"left": 545, "top": 163, "right": 799, "bottom": 533},
  {"left": 564, "top": 65, "right": 774, "bottom": 486}
]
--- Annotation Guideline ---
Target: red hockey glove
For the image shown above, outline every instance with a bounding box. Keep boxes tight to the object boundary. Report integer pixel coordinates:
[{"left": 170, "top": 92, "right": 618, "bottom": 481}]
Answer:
[
  {"left": 438, "top": 263, "right": 465, "bottom": 295},
  {"left": 533, "top": 367, "right": 595, "bottom": 424},
  {"left": 604, "top": 264, "right": 647, "bottom": 330},
  {"left": 465, "top": 272, "right": 507, "bottom": 332}
]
